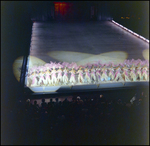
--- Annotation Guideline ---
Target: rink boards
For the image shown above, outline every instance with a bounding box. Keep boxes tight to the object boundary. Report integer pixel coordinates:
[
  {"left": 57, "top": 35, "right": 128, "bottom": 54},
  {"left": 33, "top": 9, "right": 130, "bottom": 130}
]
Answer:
[{"left": 25, "top": 81, "right": 149, "bottom": 94}]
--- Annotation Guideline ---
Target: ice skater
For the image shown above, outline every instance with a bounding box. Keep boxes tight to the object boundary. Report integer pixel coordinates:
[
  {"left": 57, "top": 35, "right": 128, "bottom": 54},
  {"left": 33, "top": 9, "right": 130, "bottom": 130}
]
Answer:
[
  {"left": 77, "top": 67, "right": 84, "bottom": 84},
  {"left": 69, "top": 67, "right": 76, "bottom": 85},
  {"left": 84, "top": 67, "right": 91, "bottom": 83},
  {"left": 51, "top": 66, "right": 57, "bottom": 85},
  {"left": 90, "top": 65, "right": 96, "bottom": 83},
  {"left": 63, "top": 67, "right": 69, "bottom": 85}
]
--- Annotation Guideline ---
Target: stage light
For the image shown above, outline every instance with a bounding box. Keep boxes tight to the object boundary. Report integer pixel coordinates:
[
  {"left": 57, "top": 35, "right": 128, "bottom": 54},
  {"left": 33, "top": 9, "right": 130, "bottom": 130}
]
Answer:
[
  {"left": 47, "top": 51, "right": 128, "bottom": 66},
  {"left": 13, "top": 55, "right": 46, "bottom": 84},
  {"left": 12, "top": 56, "right": 24, "bottom": 82},
  {"left": 142, "top": 49, "right": 149, "bottom": 60},
  {"left": 47, "top": 51, "right": 93, "bottom": 63},
  {"left": 76, "top": 51, "right": 128, "bottom": 66},
  {"left": 27, "top": 55, "right": 46, "bottom": 68}
]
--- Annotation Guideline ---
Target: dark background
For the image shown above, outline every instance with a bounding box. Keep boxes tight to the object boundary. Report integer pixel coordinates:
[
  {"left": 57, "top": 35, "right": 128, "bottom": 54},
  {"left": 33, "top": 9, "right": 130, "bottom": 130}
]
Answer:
[{"left": 1, "top": 1, "right": 149, "bottom": 144}]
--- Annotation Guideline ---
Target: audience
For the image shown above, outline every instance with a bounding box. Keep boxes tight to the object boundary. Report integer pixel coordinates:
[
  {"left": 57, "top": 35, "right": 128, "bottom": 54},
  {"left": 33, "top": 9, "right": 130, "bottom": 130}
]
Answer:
[{"left": 7, "top": 90, "right": 148, "bottom": 145}]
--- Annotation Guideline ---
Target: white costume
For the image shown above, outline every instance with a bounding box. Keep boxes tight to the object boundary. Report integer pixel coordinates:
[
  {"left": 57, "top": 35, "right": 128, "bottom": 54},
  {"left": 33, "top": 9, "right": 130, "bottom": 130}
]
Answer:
[
  {"left": 90, "top": 66, "right": 96, "bottom": 82},
  {"left": 38, "top": 68, "right": 46, "bottom": 86},
  {"left": 63, "top": 67, "right": 69, "bottom": 85},
  {"left": 45, "top": 67, "right": 51, "bottom": 86},
  {"left": 101, "top": 66, "right": 108, "bottom": 81},
  {"left": 77, "top": 68, "right": 84, "bottom": 83},
  {"left": 51, "top": 66, "right": 57, "bottom": 85},
  {"left": 136, "top": 64, "right": 142, "bottom": 80},
  {"left": 69, "top": 68, "right": 76, "bottom": 84},
  {"left": 30, "top": 69, "right": 38, "bottom": 87},
  {"left": 130, "top": 65, "right": 136, "bottom": 81},
  {"left": 142, "top": 66, "right": 148, "bottom": 80},
  {"left": 108, "top": 66, "right": 114, "bottom": 81},
  {"left": 122, "top": 66, "right": 130, "bottom": 81},
  {"left": 84, "top": 68, "right": 91, "bottom": 83},
  {"left": 114, "top": 66, "right": 124, "bottom": 81},
  {"left": 96, "top": 67, "right": 101, "bottom": 82},
  {"left": 57, "top": 67, "right": 63, "bottom": 84}
]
